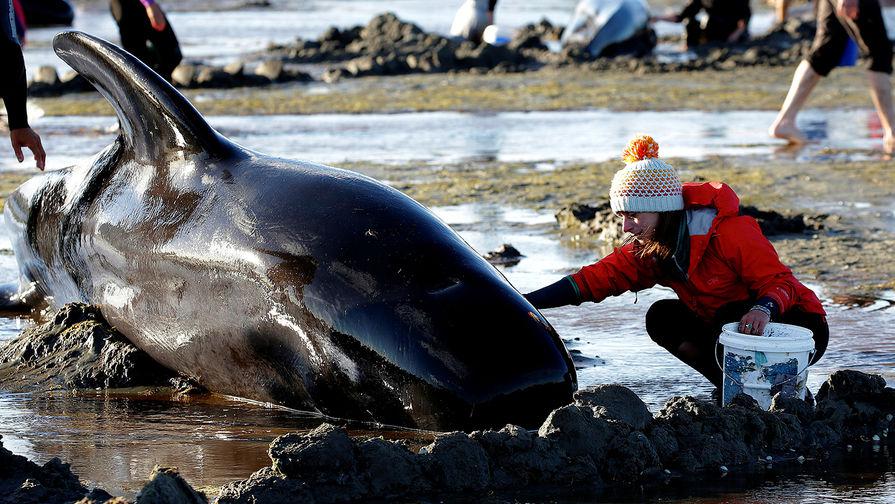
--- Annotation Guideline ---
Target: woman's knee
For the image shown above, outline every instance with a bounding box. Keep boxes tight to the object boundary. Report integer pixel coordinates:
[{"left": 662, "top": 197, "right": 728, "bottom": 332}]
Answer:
[{"left": 646, "top": 299, "right": 687, "bottom": 347}]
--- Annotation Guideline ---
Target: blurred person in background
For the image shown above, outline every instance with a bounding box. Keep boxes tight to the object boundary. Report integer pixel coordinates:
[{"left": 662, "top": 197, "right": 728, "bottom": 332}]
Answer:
[
  {"left": 110, "top": 0, "right": 182, "bottom": 81},
  {"left": 652, "top": 0, "right": 751, "bottom": 48},
  {"left": 1, "top": 0, "right": 45, "bottom": 170}
]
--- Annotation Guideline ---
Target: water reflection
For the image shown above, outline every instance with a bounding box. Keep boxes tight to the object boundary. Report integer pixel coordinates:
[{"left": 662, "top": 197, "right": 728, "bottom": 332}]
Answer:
[{"left": 0, "top": 109, "right": 887, "bottom": 173}]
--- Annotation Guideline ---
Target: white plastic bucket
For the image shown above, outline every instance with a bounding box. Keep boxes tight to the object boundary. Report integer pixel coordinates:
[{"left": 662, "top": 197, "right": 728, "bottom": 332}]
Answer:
[{"left": 719, "top": 322, "right": 815, "bottom": 409}]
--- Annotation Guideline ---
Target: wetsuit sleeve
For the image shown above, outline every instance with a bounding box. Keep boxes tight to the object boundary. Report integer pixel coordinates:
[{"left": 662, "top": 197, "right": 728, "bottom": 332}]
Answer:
[
  {"left": 676, "top": 0, "right": 703, "bottom": 21},
  {"left": 569, "top": 243, "right": 658, "bottom": 303},
  {"left": 717, "top": 217, "right": 800, "bottom": 315},
  {"left": 524, "top": 276, "right": 580, "bottom": 309},
  {"left": 1, "top": 0, "right": 28, "bottom": 130},
  {"left": 488, "top": 0, "right": 497, "bottom": 11}
]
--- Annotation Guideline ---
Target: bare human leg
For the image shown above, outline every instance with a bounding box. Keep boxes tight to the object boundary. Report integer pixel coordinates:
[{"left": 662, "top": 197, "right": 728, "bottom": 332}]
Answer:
[
  {"left": 867, "top": 70, "right": 895, "bottom": 154},
  {"left": 769, "top": 60, "right": 823, "bottom": 145}
]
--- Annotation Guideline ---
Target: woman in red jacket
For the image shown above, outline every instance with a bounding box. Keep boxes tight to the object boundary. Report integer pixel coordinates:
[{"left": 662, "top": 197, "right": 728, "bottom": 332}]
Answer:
[{"left": 525, "top": 135, "right": 828, "bottom": 389}]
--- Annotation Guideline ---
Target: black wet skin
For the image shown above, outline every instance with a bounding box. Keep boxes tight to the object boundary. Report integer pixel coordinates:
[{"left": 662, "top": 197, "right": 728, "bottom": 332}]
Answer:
[{"left": 3, "top": 31, "right": 576, "bottom": 430}]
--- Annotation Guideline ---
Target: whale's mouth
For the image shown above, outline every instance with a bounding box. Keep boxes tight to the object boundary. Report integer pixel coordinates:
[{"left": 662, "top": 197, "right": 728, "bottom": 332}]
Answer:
[{"left": 466, "top": 378, "right": 577, "bottom": 429}]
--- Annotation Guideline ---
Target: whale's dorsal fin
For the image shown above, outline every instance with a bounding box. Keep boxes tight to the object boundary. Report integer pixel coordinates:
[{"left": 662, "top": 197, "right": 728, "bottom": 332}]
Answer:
[{"left": 53, "top": 31, "right": 228, "bottom": 163}]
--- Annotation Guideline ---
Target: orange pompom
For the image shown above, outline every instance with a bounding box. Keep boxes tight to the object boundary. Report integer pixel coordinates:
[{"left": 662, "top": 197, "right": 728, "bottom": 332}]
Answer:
[{"left": 622, "top": 135, "right": 660, "bottom": 164}]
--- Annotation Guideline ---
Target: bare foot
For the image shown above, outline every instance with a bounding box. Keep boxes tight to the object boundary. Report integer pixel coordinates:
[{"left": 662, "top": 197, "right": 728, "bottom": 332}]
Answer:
[
  {"left": 768, "top": 119, "right": 808, "bottom": 145},
  {"left": 884, "top": 130, "right": 895, "bottom": 155}
]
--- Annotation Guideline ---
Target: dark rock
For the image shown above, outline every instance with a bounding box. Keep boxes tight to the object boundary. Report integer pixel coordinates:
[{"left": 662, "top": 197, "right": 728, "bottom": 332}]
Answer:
[
  {"left": 356, "top": 437, "right": 427, "bottom": 497},
  {"left": 538, "top": 404, "right": 623, "bottom": 460},
  {"left": 196, "top": 67, "right": 232, "bottom": 88},
  {"left": 33, "top": 65, "right": 60, "bottom": 86},
  {"left": 216, "top": 467, "right": 315, "bottom": 504},
  {"left": 816, "top": 369, "right": 887, "bottom": 402},
  {"left": 420, "top": 432, "right": 490, "bottom": 492},
  {"left": 729, "top": 392, "right": 761, "bottom": 409},
  {"left": 134, "top": 465, "right": 207, "bottom": 504},
  {"left": 255, "top": 60, "right": 285, "bottom": 81},
  {"left": 483, "top": 243, "right": 524, "bottom": 266},
  {"left": 555, "top": 201, "right": 623, "bottom": 247},
  {"left": 574, "top": 384, "right": 652, "bottom": 430},
  {"left": 0, "top": 435, "right": 101, "bottom": 504},
  {"left": 770, "top": 393, "right": 814, "bottom": 424},
  {"left": 0, "top": 303, "right": 176, "bottom": 392},
  {"left": 223, "top": 61, "right": 245, "bottom": 76},
  {"left": 269, "top": 424, "right": 366, "bottom": 502},
  {"left": 269, "top": 423, "right": 357, "bottom": 479},
  {"left": 471, "top": 425, "right": 573, "bottom": 487},
  {"left": 603, "top": 431, "right": 661, "bottom": 483},
  {"left": 171, "top": 64, "right": 197, "bottom": 87},
  {"left": 739, "top": 205, "right": 810, "bottom": 235},
  {"left": 170, "top": 376, "right": 208, "bottom": 397}
]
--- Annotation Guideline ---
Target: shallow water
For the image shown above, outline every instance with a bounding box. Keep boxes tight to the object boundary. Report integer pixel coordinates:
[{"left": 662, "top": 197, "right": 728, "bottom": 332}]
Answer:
[{"left": 0, "top": 108, "right": 889, "bottom": 174}]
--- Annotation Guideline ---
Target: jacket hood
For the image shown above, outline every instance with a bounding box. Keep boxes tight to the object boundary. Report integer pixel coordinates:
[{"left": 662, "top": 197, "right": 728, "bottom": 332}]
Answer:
[
  {"left": 680, "top": 181, "right": 740, "bottom": 275},
  {"left": 682, "top": 181, "right": 740, "bottom": 216}
]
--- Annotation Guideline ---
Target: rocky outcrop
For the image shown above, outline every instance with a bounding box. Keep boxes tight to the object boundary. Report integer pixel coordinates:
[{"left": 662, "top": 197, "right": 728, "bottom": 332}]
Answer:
[
  {"left": 483, "top": 243, "right": 524, "bottom": 266},
  {"left": 0, "top": 303, "right": 176, "bottom": 392},
  {"left": 555, "top": 200, "right": 830, "bottom": 248},
  {"left": 217, "top": 370, "right": 895, "bottom": 503},
  {"left": 0, "top": 435, "right": 112, "bottom": 504}
]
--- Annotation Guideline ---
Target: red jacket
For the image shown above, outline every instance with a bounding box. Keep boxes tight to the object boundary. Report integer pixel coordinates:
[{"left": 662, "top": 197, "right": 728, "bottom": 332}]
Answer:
[{"left": 570, "top": 182, "right": 825, "bottom": 321}]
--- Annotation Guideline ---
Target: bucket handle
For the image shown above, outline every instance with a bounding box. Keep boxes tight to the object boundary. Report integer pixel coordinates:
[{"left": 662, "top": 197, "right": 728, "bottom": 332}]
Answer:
[{"left": 714, "top": 339, "right": 815, "bottom": 388}]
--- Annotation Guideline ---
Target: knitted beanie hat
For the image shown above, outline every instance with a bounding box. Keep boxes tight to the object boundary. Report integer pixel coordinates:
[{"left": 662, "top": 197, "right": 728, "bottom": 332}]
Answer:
[{"left": 609, "top": 135, "right": 684, "bottom": 213}]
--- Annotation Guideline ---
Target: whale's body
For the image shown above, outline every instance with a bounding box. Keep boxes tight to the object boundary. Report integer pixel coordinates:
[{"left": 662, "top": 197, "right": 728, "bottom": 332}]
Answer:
[{"left": 4, "top": 32, "right": 576, "bottom": 430}]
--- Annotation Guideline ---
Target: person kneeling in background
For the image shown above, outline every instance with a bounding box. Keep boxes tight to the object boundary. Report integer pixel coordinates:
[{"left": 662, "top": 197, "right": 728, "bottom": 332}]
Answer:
[
  {"left": 525, "top": 135, "right": 828, "bottom": 391},
  {"left": 653, "top": 0, "right": 751, "bottom": 48}
]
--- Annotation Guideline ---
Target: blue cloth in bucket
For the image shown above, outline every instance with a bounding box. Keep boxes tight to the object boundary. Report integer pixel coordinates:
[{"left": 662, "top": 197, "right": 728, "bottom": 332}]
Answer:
[{"left": 838, "top": 38, "right": 859, "bottom": 67}]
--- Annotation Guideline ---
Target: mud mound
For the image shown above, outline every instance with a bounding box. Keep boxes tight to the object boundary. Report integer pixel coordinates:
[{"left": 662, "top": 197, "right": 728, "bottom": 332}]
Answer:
[
  {"left": 0, "top": 303, "right": 175, "bottom": 392},
  {"left": 218, "top": 370, "right": 895, "bottom": 503},
  {"left": 0, "top": 435, "right": 111, "bottom": 504},
  {"left": 556, "top": 200, "right": 827, "bottom": 248}
]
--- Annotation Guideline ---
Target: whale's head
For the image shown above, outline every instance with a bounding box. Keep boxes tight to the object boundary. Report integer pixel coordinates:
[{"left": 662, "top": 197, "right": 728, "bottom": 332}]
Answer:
[{"left": 27, "top": 31, "right": 576, "bottom": 430}]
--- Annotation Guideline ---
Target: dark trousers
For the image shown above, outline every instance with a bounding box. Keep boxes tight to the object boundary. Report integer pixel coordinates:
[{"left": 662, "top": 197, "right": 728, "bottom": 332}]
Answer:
[
  {"left": 110, "top": 0, "right": 182, "bottom": 81},
  {"left": 808, "top": 0, "right": 892, "bottom": 76},
  {"left": 645, "top": 299, "right": 829, "bottom": 388},
  {"left": 683, "top": 15, "right": 748, "bottom": 48}
]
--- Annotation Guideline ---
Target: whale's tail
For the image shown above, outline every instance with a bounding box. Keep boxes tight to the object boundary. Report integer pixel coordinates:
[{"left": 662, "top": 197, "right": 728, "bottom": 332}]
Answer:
[{"left": 53, "top": 31, "right": 228, "bottom": 163}]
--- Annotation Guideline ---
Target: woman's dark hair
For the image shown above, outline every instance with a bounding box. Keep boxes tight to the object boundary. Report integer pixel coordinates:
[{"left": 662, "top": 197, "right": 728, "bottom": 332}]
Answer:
[{"left": 633, "top": 210, "right": 685, "bottom": 261}]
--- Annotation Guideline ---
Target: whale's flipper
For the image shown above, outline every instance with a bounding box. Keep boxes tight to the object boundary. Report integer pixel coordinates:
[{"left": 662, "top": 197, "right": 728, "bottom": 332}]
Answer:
[{"left": 52, "top": 31, "right": 228, "bottom": 163}]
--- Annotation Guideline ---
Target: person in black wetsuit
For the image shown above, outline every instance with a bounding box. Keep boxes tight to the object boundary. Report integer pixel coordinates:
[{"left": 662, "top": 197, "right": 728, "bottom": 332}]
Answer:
[
  {"left": 1, "top": 0, "right": 45, "bottom": 170},
  {"left": 109, "top": 0, "right": 182, "bottom": 82},
  {"left": 653, "top": 0, "right": 751, "bottom": 48}
]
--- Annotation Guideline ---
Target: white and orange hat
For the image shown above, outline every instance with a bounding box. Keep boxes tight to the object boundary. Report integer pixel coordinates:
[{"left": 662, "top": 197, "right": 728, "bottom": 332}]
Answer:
[{"left": 609, "top": 135, "right": 684, "bottom": 213}]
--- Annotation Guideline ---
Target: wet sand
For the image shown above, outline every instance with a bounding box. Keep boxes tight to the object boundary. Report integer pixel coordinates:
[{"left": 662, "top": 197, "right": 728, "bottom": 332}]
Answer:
[{"left": 34, "top": 65, "right": 875, "bottom": 116}]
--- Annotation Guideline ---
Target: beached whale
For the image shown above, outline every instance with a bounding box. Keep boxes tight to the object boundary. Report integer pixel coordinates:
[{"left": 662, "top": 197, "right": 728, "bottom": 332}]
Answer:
[
  {"left": 3, "top": 31, "right": 576, "bottom": 430},
  {"left": 561, "top": 0, "right": 656, "bottom": 58}
]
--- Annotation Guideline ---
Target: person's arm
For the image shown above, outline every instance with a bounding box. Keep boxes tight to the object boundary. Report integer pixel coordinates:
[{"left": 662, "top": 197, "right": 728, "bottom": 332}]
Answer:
[
  {"left": 726, "top": 19, "right": 748, "bottom": 42},
  {"left": 141, "top": 0, "right": 168, "bottom": 32},
  {"left": 569, "top": 243, "right": 659, "bottom": 303},
  {"left": 1, "top": 30, "right": 45, "bottom": 169},
  {"left": 1, "top": 36, "right": 28, "bottom": 130},
  {"left": 524, "top": 276, "right": 581, "bottom": 309}
]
